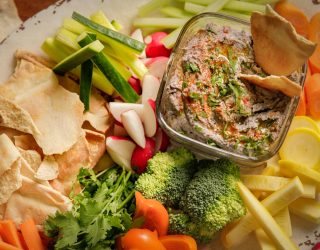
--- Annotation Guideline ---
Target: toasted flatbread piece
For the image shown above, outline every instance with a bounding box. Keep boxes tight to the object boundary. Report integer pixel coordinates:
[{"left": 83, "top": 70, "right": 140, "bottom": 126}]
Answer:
[
  {"left": 251, "top": 6, "right": 316, "bottom": 76},
  {"left": 18, "top": 149, "right": 41, "bottom": 172},
  {"left": 35, "top": 156, "right": 59, "bottom": 181},
  {"left": 0, "top": 133, "right": 20, "bottom": 176},
  {"left": 4, "top": 176, "right": 72, "bottom": 227},
  {"left": 0, "top": 59, "right": 84, "bottom": 155},
  {"left": 0, "top": 96, "right": 40, "bottom": 136},
  {"left": 84, "top": 129, "right": 106, "bottom": 167},
  {"left": 239, "top": 74, "right": 302, "bottom": 97}
]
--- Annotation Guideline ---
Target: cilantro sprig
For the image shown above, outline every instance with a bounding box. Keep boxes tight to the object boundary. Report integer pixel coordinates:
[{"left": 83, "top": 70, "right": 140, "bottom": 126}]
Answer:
[{"left": 45, "top": 167, "right": 136, "bottom": 250}]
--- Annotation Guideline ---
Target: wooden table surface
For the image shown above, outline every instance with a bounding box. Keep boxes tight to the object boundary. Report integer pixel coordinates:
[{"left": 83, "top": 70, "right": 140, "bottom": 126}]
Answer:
[{"left": 14, "top": 0, "right": 59, "bottom": 21}]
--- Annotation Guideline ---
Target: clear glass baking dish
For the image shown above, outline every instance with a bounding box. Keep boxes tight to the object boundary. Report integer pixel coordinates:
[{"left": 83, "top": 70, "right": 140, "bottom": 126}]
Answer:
[{"left": 156, "top": 12, "right": 307, "bottom": 167}]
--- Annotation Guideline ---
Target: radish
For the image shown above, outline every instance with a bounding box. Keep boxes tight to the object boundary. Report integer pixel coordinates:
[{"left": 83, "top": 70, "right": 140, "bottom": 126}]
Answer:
[
  {"left": 141, "top": 74, "right": 160, "bottom": 103},
  {"left": 145, "top": 32, "right": 171, "bottom": 58},
  {"left": 121, "top": 110, "right": 146, "bottom": 148},
  {"left": 142, "top": 99, "right": 157, "bottom": 137},
  {"left": 109, "top": 102, "right": 144, "bottom": 122},
  {"left": 146, "top": 57, "right": 169, "bottom": 80},
  {"left": 131, "top": 29, "right": 146, "bottom": 58},
  {"left": 106, "top": 136, "right": 136, "bottom": 171},
  {"left": 155, "top": 128, "right": 170, "bottom": 152},
  {"left": 128, "top": 76, "right": 142, "bottom": 95},
  {"left": 142, "top": 56, "right": 168, "bottom": 67},
  {"left": 131, "top": 138, "right": 156, "bottom": 174},
  {"left": 114, "top": 120, "right": 128, "bottom": 137}
]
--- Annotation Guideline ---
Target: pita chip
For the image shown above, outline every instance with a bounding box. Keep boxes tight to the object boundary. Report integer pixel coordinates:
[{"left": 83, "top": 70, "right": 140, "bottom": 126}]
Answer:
[
  {"left": 20, "top": 157, "right": 50, "bottom": 187},
  {"left": 35, "top": 156, "right": 59, "bottom": 181},
  {"left": 251, "top": 5, "right": 316, "bottom": 76},
  {"left": 18, "top": 149, "right": 41, "bottom": 172},
  {"left": 0, "top": 133, "right": 20, "bottom": 176},
  {"left": 0, "top": 96, "right": 40, "bottom": 136},
  {"left": 85, "top": 129, "right": 106, "bottom": 167},
  {"left": 238, "top": 74, "right": 302, "bottom": 97},
  {"left": 4, "top": 176, "right": 71, "bottom": 227}
]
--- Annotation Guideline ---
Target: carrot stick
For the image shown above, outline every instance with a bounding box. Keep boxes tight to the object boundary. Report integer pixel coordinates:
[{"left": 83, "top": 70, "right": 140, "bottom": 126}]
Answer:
[
  {"left": 309, "top": 12, "right": 320, "bottom": 74},
  {"left": 305, "top": 74, "right": 320, "bottom": 119},
  {"left": 17, "top": 233, "right": 27, "bottom": 250},
  {"left": 295, "top": 91, "right": 306, "bottom": 116},
  {"left": 0, "top": 241, "right": 21, "bottom": 250},
  {"left": 159, "top": 235, "right": 197, "bottom": 250},
  {"left": 274, "top": 1, "right": 309, "bottom": 37},
  {"left": 0, "top": 221, "right": 22, "bottom": 248},
  {"left": 20, "top": 219, "right": 44, "bottom": 250}
]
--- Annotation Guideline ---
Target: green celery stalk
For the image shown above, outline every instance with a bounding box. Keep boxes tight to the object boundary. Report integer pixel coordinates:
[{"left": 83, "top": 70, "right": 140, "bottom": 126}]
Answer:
[
  {"left": 184, "top": 2, "right": 205, "bottom": 14},
  {"left": 177, "top": 0, "right": 213, "bottom": 4},
  {"left": 78, "top": 33, "right": 139, "bottom": 103},
  {"left": 161, "top": 27, "right": 183, "bottom": 49},
  {"left": 72, "top": 12, "right": 145, "bottom": 54},
  {"left": 255, "top": 0, "right": 278, "bottom": 4},
  {"left": 63, "top": 18, "right": 87, "bottom": 34},
  {"left": 224, "top": 1, "right": 265, "bottom": 13},
  {"left": 90, "top": 11, "right": 115, "bottom": 30},
  {"left": 138, "top": 0, "right": 172, "bottom": 16},
  {"left": 80, "top": 60, "right": 93, "bottom": 111},
  {"left": 160, "top": 6, "right": 193, "bottom": 18},
  {"left": 133, "top": 17, "right": 188, "bottom": 29},
  {"left": 111, "top": 20, "right": 123, "bottom": 31},
  {"left": 53, "top": 40, "right": 104, "bottom": 75},
  {"left": 218, "top": 10, "right": 251, "bottom": 21},
  {"left": 41, "top": 37, "right": 70, "bottom": 63},
  {"left": 203, "top": 0, "right": 231, "bottom": 12},
  {"left": 107, "top": 55, "right": 132, "bottom": 81}
]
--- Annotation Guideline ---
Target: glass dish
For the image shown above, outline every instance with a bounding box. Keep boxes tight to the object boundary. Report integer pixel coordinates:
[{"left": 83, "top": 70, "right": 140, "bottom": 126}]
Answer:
[{"left": 156, "top": 12, "right": 307, "bottom": 167}]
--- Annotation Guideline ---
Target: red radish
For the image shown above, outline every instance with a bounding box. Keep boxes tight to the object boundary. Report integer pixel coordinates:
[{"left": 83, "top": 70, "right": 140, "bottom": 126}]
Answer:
[
  {"left": 131, "top": 138, "right": 156, "bottom": 174},
  {"left": 146, "top": 57, "right": 169, "bottom": 80},
  {"left": 131, "top": 29, "right": 146, "bottom": 58},
  {"left": 142, "top": 99, "right": 158, "bottom": 137},
  {"left": 121, "top": 110, "right": 146, "bottom": 148},
  {"left": 141, "top": 74, "right": 160, "bottom": 103},
  {"left": 128, "top": 76, "right": 142, "bottom": 95},
  {"left": 142, "top": 56, "right": 168, "bottom": 67},
  {"left": 155, "top": 128, "right": 170, "bottom": 152},
  {"left": 114, "top": 120, "right": 128, "bottom": 137},
  {"left": 106, "top": 136, "right": 136, "bottom": 171},
  {"left": 109, "top": 102, "right": 144, "bottom": 122},
  {"left": 313, "top": 243, "right": 320, "bottom": 250},
  {"left": 145, "top": 32, "right": 171, "bottom": 58}
]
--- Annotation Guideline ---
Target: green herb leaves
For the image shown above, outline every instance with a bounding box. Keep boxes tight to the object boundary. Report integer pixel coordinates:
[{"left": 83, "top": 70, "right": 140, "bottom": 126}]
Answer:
[
  {"left": 183, "top": 61, "right": 200, "bottom": 73},
  {"left": 44, "top": 167, "right": 136, "bottom": 250}
]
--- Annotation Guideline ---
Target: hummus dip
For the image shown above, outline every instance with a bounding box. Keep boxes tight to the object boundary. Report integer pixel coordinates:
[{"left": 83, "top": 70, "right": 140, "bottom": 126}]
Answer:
[{"left": 161, "top": 24, "right": 299, "bottom": 157}]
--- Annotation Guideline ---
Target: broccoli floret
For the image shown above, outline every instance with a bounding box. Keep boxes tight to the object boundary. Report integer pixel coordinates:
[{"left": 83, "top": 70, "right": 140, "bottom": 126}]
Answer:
[
  {"left": 179, "top": 159, "right": 246, "bottom": 237},
  {"left": 135, "top": 148, "right": 196, "bottom": 208},
  {"left": 168, "top": 210, "right": 215, "bottom": 244}
]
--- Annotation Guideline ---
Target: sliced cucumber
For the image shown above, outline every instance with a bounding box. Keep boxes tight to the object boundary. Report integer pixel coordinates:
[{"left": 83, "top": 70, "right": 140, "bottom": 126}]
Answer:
[
  {"left": 53, "top": 40, "right": 104, "bottom": 75},
  {"left": 80, "top": 60, "right": 93, "bottom": 111},
  {"left": 78, "top": 33, "right": 139, "bottom": 103},
  {"left": 72, "top": 12, "right": 145, "bottom": 54},
  {"left": 90, "top": 11, "right": 115, "bottom": 30}
]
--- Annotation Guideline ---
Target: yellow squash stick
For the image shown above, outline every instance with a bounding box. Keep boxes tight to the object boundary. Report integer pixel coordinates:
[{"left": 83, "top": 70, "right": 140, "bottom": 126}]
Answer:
[
  {"left": 255, "top": 229, "right": 277, "bottom": 250},
  {"left": 237, "top": 182, "right": 299, "bottom": 250},
  {"left": 223, "top": 176, "right": 303, "bottom": 248},
  {"left": 289, "top": 198, "right": 320, "bottom": 224},
  {"left": 252, "top": 165, "right": 279, "bottom": 199},
  {"left": 241, "top": 175, "right": 290, "bottom": 192}
]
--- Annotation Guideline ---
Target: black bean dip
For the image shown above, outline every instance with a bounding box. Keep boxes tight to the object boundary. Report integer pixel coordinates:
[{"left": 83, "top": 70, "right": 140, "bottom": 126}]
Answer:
[{"left": 161, "top": 23, "right": 299, "bottom": 157}]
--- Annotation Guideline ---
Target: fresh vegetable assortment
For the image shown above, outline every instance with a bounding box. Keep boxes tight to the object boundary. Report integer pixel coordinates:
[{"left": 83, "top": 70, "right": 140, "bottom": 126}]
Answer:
[{"left": 0, "top": 1, "right": 320, "bottom": 250}]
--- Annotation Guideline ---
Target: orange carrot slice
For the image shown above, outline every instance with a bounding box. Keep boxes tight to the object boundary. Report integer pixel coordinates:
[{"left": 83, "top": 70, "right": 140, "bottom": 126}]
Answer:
[
  {"left": 0, "top": 221, "right": 22, "bottom": 248},
  {"left": 309, "top": 12, "right": 320, "bottom": 74},
  {"left": 20, "top": 219, "right": 44, "bottom": 250},
  {"left": 0, "top": 241, "right": 21, "bottom": 250},
  {"left": 305, "top": 74, "right": 320, "bottom": 119},
  {"left": 274, "top": 1, "right": 309, "bottom": 37},
  {"left": 295, "top": 91, "right": 306, "bottom": 116},
  {"left": 159, "top": 235, "right": 197, "bottom": 250}
]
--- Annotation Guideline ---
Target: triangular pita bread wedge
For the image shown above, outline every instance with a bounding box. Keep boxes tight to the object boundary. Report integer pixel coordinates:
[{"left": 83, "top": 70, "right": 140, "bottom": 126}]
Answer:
[
  {"left": 0, "top": 58, "right": 84, "bottom": 155},
  {"left": 20, "top": 157, "right": 50, "bottom": 187},
  {"left": 35, "top": 156, "right": 59, "bottom": 181},
  {"left": 238, "top": 74, "right": 302, "bottom": 97},
  {"left": 84, "top": 129, "right": 106, "bottom": 167},
  {"left": 0, "top": 96, "right": 40, "bottom": 136},
  {"left": 251, "top": 5, "right": 316, "bottom": 76},
  {"left": 4, "top": 176, "right": 71, "bottom": 227},
  {"left": 0, "top": 133, "right": 20, "bottom": 176},
  {"left": 14, "top": 135, "right": 43, "bottom": 156},
  {"left": 18, "top": 149, "right": 41, "bottom": 172}
]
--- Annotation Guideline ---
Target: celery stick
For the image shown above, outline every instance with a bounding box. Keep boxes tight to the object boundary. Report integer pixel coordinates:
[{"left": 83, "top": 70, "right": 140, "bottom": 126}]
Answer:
[
  {"left": 203, "top": 0, "right": 231, "bottom": 12},
  {"left": 133, "top": 17, "right": 188, "bottom": 29},
  {"left": 53, "top": 40, "right": 104, "bottom": 75},
  {"left": 160, "top": 6, "right": 193, "bottom": 18},
  {"left": 224, "top": 1, "right": 265, "bottom": 13},
  {"left": 63, "top": 18, "right": 87, "bottom": 34},
  {"left": 161, "top": 27, "right": 183, "bottom": 49},
  {"left": 90, "top": 11, "right": 115, "bottom": 30},
  {"left": 78, "top": 33, "right": 139, "bottom": 103},
  {"left": 111, "top": 20, "right": 123, "bottom": 31},
  {"left": 178, "top": 0, "right": 213, "bottom": 4},
  {"left": 55, "top": 28, "right": 80, "bottom": 50},
  {"left": 256, "top": 0, "right": 278, "bottom": 4},
  {"left": 107, "top": 55, "right": 131, "bottom": 81},
  {"left": 184, "top": 2, "right": 205, "bottom": 14},
  {"left": 218, "top": 10, "right": 251, "bottom": 21},
  {"left": 138, "top": 0, "right": 171, "bottom": 17},
  {"left": 72, "top": 12, "right": 145, "bottom": 54},
  {"left": 41, "top": 37, "right": 70, "bottom": 63},
  {"left": 80, "top": 59, "right": 93, "bottom": 111}
]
